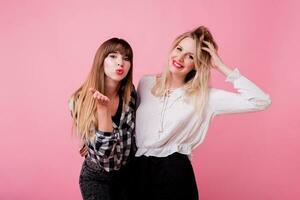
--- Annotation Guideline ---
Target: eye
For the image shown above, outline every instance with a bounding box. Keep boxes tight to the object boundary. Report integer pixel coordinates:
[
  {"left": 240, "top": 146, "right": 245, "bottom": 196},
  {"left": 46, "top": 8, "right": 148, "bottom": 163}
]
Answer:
[
  {"left": 188, "top": 55, "right": 194, "bottom": 60},
  {"left": 109, "top": 54, "right": 117, "bottom": 58},
  {"left": 123, "top": 56, "right": 130, "bottom": 61},
  {"left": 176, "top": 46, "right": 182, "bottom": 51}
]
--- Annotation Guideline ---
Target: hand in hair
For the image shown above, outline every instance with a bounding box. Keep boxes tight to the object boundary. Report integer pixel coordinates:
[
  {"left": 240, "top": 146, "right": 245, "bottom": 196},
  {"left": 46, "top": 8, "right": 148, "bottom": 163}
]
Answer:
[
  {"left": 202, "top": 40, "right": 224, "bottom": 69},
  {"left": 89, "top": 88, "right": 110, "bottom": 106},
  {"left": 202, "top": 41, "right": 233, "bottom": 76},
  {"left": 79, "top": 144, "right": 88, "bottom": 157}
]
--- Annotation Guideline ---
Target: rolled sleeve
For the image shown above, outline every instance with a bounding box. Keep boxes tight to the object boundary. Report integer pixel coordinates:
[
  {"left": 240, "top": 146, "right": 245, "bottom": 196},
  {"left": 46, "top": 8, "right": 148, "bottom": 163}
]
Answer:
[
  {"left": 92, "top": 130, "right": 118, "bottom": 159},
  {"left": 211, "top": 68, "right": 271, "bottom": 115}
]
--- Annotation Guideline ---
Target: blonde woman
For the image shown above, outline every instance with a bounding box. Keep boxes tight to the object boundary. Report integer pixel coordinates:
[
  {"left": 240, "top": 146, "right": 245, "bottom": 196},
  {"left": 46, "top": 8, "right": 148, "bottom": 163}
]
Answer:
[
  {"left": 132, "top": 26, "right": 271, "bottom": 200},
  {"left": 69, "top": 38, "right": 137, "bottom": 200}
]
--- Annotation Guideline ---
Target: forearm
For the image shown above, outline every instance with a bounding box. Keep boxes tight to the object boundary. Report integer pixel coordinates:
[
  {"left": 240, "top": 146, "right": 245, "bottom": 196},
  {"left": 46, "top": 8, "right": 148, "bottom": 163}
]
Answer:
[
  {"left": 97, "top": 108, "right": 113, "bottom": 132},
  {"left": 216, "top": 63, "right": 234, "bottom": 77},
  {"left": 212, "top": 68, "right": 271, "bottom": 115},
  {"left": 92, "top": 130, "right": 117, "bottom": 159}
]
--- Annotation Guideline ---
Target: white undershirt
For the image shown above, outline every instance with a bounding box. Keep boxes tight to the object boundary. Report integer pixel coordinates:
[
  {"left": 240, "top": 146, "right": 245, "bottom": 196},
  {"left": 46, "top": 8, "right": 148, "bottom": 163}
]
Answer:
[{"left": 135, "top": 68, "right": 271, "bottom": 158}]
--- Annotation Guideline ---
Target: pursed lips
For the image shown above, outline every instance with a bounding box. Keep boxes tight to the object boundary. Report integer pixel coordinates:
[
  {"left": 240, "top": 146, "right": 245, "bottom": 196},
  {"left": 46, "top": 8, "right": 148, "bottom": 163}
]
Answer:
[{"left": 115, "top": 68, "right": 124, "bottom": 75}]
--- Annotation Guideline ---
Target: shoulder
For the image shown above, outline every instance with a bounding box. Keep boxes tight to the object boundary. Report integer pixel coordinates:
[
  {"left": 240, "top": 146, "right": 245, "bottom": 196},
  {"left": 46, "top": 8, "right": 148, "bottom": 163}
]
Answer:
[
  {"left": 138, "top": 74, "right": 158, "bottom": 88},
  {"left": 139, "top": 74, "right": 156, "bottom": 83}
]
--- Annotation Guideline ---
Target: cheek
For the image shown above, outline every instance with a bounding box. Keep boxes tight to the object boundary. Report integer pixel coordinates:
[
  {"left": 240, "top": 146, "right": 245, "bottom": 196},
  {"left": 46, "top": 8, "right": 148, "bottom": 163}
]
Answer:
[
  {"left": 172, "top": 51, "right": 178, "bottom": 57},
  {"left": 185, "top": 60, "right": 195, "bottom": 70},
  {"left": 169, "top": 50, "right": 176, "bottom": 59},
  {"left": 103, "top": 60, "right": 114, "bottom": 74},
  {"left": 124, "top": 62, "right": 131, "bottom": 72},
  {"left": 168, "top": 53, "right": 175, "bottom": 66}
]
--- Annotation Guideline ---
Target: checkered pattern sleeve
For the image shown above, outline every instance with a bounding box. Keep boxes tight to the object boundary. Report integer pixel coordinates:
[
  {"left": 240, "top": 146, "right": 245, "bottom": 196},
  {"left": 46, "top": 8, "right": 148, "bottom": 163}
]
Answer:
[
  {"left": 90, "top": 131, "right": 118, "bottom": 159},
  {"left": 87, "top": 87, "right": 137, "bottom": 171}
]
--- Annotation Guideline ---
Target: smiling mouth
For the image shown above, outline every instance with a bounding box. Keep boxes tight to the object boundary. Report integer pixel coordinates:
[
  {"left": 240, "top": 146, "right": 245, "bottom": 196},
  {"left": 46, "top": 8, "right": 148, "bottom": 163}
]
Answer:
[{"left": 172, "top": 60, "right": 184, "bottom": 69}]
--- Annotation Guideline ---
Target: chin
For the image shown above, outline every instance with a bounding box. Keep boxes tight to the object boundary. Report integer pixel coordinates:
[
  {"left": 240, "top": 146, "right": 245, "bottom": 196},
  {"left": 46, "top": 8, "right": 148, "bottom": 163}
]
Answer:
[{"left": 168, "top": 65, "right": 181, "bottom": 74}]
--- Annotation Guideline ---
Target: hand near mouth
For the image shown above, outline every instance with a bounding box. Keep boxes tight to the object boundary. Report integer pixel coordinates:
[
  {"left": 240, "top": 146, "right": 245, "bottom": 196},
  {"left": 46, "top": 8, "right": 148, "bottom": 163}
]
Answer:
[{"left": 89, "top": 88, "right": 110, "bottom": 106}]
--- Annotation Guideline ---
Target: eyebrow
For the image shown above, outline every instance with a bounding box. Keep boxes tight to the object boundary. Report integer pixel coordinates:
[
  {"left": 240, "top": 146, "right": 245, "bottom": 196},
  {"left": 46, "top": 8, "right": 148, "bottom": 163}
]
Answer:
[
  {"left": 109, "top": 51, "right": 129, "bottom": 58},
  {"left": 177, "top": 45, "right": 195, "bottom": 56}
]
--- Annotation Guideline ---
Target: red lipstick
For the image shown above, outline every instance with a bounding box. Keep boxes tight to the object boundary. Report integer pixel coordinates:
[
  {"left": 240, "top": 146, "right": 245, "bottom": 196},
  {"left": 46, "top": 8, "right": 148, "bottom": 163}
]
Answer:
[{"left": 116, "top": 68, "right": 124, "bottom": 75}]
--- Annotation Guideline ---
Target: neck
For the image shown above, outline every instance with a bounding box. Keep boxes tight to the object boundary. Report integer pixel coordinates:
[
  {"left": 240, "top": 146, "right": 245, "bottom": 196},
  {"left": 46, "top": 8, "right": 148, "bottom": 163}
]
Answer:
[
  {"left": 104, "top": 77, "right": 120, "bottom": 99},
  {"left": 168, "top": 73, "right": 185, "bottom": 89}
]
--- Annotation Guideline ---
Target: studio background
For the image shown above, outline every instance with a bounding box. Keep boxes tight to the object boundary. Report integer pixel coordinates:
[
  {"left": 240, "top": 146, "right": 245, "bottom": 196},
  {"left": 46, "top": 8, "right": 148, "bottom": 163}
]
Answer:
[{"left": 0, "top": 0, "right": 299, "bottom": 199}]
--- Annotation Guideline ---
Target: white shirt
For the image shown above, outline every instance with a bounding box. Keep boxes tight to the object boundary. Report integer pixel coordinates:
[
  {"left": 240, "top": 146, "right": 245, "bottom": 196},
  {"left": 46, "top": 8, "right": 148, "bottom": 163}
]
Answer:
[{"left": 135, "top": 68, "right": 271, "bottom": 157}]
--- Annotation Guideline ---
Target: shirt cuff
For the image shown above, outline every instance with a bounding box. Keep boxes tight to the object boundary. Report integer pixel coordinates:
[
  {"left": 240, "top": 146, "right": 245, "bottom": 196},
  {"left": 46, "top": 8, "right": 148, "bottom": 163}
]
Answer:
[
  {"left": 96, "top": 130, "right": 116, "bottom": 137},
  {"left": 225, "top": 68, "right": 241, "bottom": 83}
]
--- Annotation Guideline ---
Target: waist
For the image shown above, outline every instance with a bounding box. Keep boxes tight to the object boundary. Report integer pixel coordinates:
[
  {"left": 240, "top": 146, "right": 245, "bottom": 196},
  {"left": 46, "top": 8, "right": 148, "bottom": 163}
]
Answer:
[
  {"left": 134, "top": 152, "right": 190, "bottom": 164},
  {"left": 84, "top": 158, "right": 123, "bottom": 175},
  {"left": 135, "top": 144, "right": 192, "bottom": 158}
]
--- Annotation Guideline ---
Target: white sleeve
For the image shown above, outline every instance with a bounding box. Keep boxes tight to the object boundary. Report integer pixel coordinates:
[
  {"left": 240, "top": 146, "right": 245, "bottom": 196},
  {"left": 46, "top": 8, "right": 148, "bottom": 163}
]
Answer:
[
  {"left": 68, "top": 97, "right": 75, "bottom": 117},
  {"left": 211, "top": 68, "right": 271, "bottom": 115},
  {"left": 137, "top": 75, "right": 153, "bottom": 103}
]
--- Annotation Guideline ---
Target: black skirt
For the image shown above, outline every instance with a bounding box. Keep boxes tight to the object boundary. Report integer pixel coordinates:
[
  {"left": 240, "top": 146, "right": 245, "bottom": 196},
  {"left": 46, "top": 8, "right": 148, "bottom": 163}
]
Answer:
[{"left": 130, "top": 152, "right": 199, "bottom": 200}]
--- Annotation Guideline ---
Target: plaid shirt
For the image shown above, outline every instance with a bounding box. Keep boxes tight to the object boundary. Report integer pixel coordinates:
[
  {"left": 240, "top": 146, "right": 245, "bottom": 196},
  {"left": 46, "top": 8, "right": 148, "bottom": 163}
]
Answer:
[{"left": 86, "top": 89, "right": 137, "bottom": 172}]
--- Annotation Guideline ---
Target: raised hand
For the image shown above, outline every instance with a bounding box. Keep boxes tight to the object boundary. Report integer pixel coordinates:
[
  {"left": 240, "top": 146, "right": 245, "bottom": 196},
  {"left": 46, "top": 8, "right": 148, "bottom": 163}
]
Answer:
[
  {"left": 89, "top": 87, "right": 113, "bottom": 132},
  {"left": 89, "top": 88, "right": 110, "bottom": 106},
  {"left": 201, "top": 41, "right": 224, "bottom": 69},
  {"left": 201, "top": 41, "right": 233, "bottom": 76}
]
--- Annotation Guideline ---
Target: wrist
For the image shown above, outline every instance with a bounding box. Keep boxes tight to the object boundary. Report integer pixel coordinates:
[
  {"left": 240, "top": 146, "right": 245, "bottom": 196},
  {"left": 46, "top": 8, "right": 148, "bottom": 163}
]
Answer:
[
  {"left": 217, "top": 64, "right": 233, "bottom": 76},
  {"left": 97, "top": 107, "right": 111, "bottom": 117}
]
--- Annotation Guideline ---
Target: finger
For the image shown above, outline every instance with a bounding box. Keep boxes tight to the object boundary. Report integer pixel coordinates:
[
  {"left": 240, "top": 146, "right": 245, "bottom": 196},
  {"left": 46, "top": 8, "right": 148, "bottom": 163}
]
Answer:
[
  {"left": 79, "top": 145, "right": 86, "bottom": 153},
  {"left": 101, "top": 95, "right": 110, "bottom": 102},
  {"left": 202, "top": 40, "right": 211, "bottom": 48},
  {"left": 100, "top": 95, "right": 105, "bottom": 102},
  {"left": 203, "top": 40, "right": 212, "bottom": 47},
  {"left": 103, "top": 96, "right": 110, "bottom": 102},
  {"left": 79, "top": 148, "right": 88, "bottom": 156},
  {"left": 89, "top": 87, "right": 97, "bottom": 93},
  {"left": 81, "top": 147, "right": 88, "bottom": 156},
  {"left": 203, "top": 41, "right": 215, "bottom": 51},
  {"left": 79, "top": 148, "right": 84, "bottom": 155},
  {"left": 80, "top": 145, "right": 87, "bottom": 151},
  {"left": 81, "top": 150, "right": 88, "bottom": 157},
  {"left": 83, "top": 148, "right": 88, "bottom": 155},
  {"left": 93, "top": 92, "right": 99, "bottom": 99},
  {"left": 97, "top": 93, "right": 103, "bottom": 100},
  {"left": 79, "top": 148, "right": 85, "bottom": 154},
  {"left": 201, "top": 47, "right": 211, "bottom": 53}
]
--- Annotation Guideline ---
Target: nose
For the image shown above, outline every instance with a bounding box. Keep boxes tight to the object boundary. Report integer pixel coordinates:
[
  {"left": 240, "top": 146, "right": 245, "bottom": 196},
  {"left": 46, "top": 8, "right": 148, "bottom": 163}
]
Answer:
[
  {"left": 177, "top": 52, "right": 185, "bottom": 62},
  {"left": 117, "top": 57, "right": 124, "bottom": 67}
]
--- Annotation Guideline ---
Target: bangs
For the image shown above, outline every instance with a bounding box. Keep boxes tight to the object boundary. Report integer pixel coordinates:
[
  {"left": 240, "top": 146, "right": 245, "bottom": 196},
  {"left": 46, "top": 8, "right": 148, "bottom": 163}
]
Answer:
[{"left": 107, "top": 43, "right": 133, "bottom": 59}]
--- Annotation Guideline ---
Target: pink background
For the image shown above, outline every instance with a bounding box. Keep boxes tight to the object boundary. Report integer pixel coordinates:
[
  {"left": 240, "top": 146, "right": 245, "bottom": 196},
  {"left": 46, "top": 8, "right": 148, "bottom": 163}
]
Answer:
[{"left": 1, "top": 0, "right": 299, "bottom": 199}]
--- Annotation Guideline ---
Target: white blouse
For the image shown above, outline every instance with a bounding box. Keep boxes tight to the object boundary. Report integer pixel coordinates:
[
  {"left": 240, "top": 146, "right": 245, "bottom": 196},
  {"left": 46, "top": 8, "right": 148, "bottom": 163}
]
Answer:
[{"left": 135, "top": 68, "right": 271, "bottom": 157}]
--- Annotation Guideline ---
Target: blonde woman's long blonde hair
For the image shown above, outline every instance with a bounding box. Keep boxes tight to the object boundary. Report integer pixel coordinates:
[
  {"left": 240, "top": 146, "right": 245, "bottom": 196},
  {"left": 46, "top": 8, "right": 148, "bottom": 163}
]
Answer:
[
  {"left": 151, "top": 26, "right": 218, "bottom": 115},
  {"left": 69, "top": 38, "right": 134, "bottom": 143}
]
